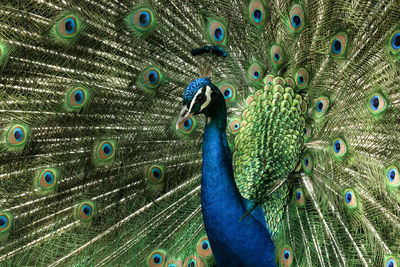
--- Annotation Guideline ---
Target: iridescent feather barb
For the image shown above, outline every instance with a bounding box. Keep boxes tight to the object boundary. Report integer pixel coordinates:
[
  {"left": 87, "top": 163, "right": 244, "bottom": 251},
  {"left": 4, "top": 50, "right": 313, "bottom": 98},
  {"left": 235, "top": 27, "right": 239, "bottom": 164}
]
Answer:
[{"left": 0, "top": 0, "right": 399, "bottom": 266}]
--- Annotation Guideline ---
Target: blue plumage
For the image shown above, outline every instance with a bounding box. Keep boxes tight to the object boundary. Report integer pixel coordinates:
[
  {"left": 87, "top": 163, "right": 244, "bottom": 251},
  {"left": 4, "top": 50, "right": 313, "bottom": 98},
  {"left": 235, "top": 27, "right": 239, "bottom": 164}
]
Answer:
[{"left": 181, "top": 79, "right": 275, "bottom": 266}]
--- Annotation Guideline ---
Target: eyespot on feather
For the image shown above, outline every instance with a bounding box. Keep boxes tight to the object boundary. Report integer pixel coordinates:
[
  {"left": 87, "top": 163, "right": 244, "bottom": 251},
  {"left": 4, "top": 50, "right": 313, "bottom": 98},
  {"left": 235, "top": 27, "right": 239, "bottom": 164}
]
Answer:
[
  {"left": 295, "top": 188, "right": 305, "bottom": 206},
  {"left": 249, "top": 0, "right": 266, "bottom": 27},
  {"left": 385, "top": 165, "right": 400, "bottom": 187},
  {"left": 208, "top": 20, "right": 227, "bottom": 45},
  {"left": 37, "top": 168, "right": 58, "bottom": 192},
  {"left": 7, "top": 124, "right": 28, "bottom": 147},
  {"left": 385, "top": 255, "right": 399, "bottom": 267},
  {"left": 183, "top": 255, "right": 204, "bottom": 267},
  {"left": 75, "top": 201, "right": 96, "bottom": 221},
  {"left": 228, "top": 119, "right": 241, "bottom": 134},
  {"left": 219, "top": 84, "right": 236, "bottom": 104},
  {"left": 294, "top": 68, "right": 309, "bottom": 88},
  {"left": 94, "top": 140, "right": 116, "bottom": 166},
  {"left": 164, "top": 259, "right": 183, "bottom": 267},
  {"left": 65, "top": 86, "right": 89, "bottom": 111},
  {"left": 99, "top": 141, "right": 114, "bottom": 159},
  {"left": 330, "top": 33, "right": 347, "bottom": 57},
  {"left": 367, "top": 92, "right": 387, "bottom": 115},
  {"left": 196, "top": 236, "right": 212, "bottom": 258},
  {"left": 125, "top": 7, "right": 155, "bottom": 34},
  {"left": 0, "top": 212, "right": 12, "bottom": 235},
  {"left": 280, "top": 247, "right": 293, "bottom": 266},
  {"left": 388, "top": 30, "right": 400, "bottom": 58},
  {"left": 302, "top": 153, "right": 313, "bottom": 174},
  {"left": 249, "top": 63, "right": 262, "bottom": 82},
  {"left": 314, "top": 96, "right": 329, "bottom": 117},
  {"left": 303, "top": 124, "right": 311, "bottom": 140},
  {"left": 343, "top": 188, "right": 358, "bottom": 209},
  {"left": 55, "top": 14, "right": 82, "bottom": 40},
  {"left": 139, "top": 67, "right": 164, "bottom": 91},
  {"left": 271, "top": 45, "right": 284, "bottom": 67},
  {"left": 288, "top": 4, "right": 304, "bottom": 32},
  {"left": 148, "top": 250, "right": 166, "bottom": 267},
  {"left": 177, "top": 116, "right": 197, "bottom": 135},
  {"left": 331, "top": 137, "right": 347, "bottom": 160},
  {"left": 147, "top": 164, "right": 165, "bottom": 184}
]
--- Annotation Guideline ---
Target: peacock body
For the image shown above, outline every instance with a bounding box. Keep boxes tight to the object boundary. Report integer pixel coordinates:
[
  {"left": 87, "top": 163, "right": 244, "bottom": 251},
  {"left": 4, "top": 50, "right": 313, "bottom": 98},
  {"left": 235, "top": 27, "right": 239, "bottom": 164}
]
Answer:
[{"left": 0, "top": 0, "right": 400, "bottom": 266}]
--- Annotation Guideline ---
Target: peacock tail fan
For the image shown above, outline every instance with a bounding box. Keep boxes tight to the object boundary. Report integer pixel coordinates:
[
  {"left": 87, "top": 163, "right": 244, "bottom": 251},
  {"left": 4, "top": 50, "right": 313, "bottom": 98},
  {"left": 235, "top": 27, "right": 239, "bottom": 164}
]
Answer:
[{"left": 0, "top": 0, "right": 399, "bottom": 266}]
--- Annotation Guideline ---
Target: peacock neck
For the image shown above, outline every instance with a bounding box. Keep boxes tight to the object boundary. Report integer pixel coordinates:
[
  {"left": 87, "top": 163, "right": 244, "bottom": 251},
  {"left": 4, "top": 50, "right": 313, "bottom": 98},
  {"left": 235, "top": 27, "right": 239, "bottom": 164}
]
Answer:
[{"left": 200, "top": 94, "right": 275, "bottom": 266}]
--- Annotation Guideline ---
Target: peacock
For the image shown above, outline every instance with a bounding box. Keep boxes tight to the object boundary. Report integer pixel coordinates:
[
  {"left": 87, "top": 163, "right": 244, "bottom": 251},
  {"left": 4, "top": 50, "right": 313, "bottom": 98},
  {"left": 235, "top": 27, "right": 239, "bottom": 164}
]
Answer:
[{"left": 0, "top": 0, "right": 400, "bottom": 266}]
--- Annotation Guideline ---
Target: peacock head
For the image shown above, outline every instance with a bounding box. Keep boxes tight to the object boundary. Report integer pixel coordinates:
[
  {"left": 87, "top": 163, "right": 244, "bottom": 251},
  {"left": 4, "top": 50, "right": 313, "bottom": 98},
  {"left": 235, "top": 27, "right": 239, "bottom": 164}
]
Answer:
[{"left": 176, "top": 78, "right": 222, "bottom": 129}]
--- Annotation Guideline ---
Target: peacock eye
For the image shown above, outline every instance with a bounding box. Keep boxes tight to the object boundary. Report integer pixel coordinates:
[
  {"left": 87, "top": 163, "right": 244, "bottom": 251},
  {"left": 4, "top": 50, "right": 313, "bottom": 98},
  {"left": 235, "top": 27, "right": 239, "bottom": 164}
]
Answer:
[
  {"left": 139, "top": 10, "right": 151, "bottom": 27},
  {"left": 295, "top": 188, "right": 305, "bottom": 206},
  {"left": 102, "top": 143, "right": 113, "bottom": 157},
  {"left": 12, "top": 127, "right": 24, "bottom": 143},
  {"left": 82, "top": 205, "right": 92, "bottom": 216},
  {"left": 304, "top": 124, "right": 311, "bottom": 139},
  {"left": 343, "top": 188, "right": 357, "bottom": 208},
  {"left": 153, "top": 253, "right": 162, "bottom": 264},
  {"left": 332, "top": 39, "right": 342, "bottom": 53},
  {"left": 249, "top": 63, "right": 263, "bottom": 82},
  {"left": 385, "top": 165, "right": 399, "bottom": 187},
  {"left": 197, "top": 236, "right": 213, "bottom": 257},
  {"left": 196, "top": 94, "right": 206, "bottom": 103},
  {"left": 280, "top": 247, "right": 293, "bottom": 266},
  {"left": 66, "top": 87, "right": 89, "bottom": 111},
  {"left": 302, "top": 153, "right": 313, "bottom": 173},
  {"left": 388, "top": 168, "right": 396, "bottom": 182},
  {"left": 224, "top": 88, "right": 233, "bottom": 98},
  {"left": 385, "top": 257, "right": 398, "bottom": 267},
  {"left": 148, "top": 70, "right": 159, "bottom": 85},
  {"left": 368, "top": 93, "right": 387, "bottom": 115},
  {"left": 296, "top": 190, "right": 301, "bottom": 200},
  {"left": 219, "top": 83, "right": 236, "bottom": 104},
  {"left": 214, "top": 27, "right": 224, "bottom": 42},
  {"left": 94, "top": 140, "right": 116, "bottom": 166},
  {"left": 295, "top": 68, "right": 309, "bottom": 88},
  {"left": 391, "top": 33, "right": 400, "bottom": 50},
  {"left": 209, "top": 20, "right": 227, "bottom": 45},
  {"left": 41, "top": 170, "right": 56, "bottom": 187},
  {"left": 289, "top": 4, "right": 304, "bottom": 32},
  {"left": 0, "top": 214, "right": 10, "bottom": 230},
  {"left": 148, "top": 250, "right": 166, "bottom": 266},
  {"left": 314, "top": 96, "right": 329, "bottom": 117},
  {"left": 201, "top": 240, "right": 210, "bottom": 250},
  {"left": 76, "top": 201, "right": 96, "bottom": 221},
  {"left": 271, "top": 45, "right": 284, "bottom": 68},
  {"left": 345, "top": 191, "right": 352, "bottom": 203},
  {"left": 7, "top": 124, "right": 29, "bottom": 148},
  {"left": 126, "top": 8, "right": 155, "bottom": 33},
  {"left": 229, "top": 119, "right": 241, "bottom": 134},
  {"left": 140, "top": 67, "right": 163, "bottom": 91},
  {"left": 331, "top": 137, "right": 347, "bottom": 160},
  {"left": 188, "top": 259, "right": 196, "bottom": 267},
  {"left": 148, "top": 165, "right": 165, "bottom": 184},
  {"left": 56, "top": 15, "right": 81, "bottom": 39}
]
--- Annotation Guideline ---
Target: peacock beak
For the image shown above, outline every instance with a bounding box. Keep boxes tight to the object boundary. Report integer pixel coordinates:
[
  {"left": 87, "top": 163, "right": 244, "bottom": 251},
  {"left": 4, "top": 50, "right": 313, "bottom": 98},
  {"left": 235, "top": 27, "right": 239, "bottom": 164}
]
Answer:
[{"left": 176, "top": 106, "right": 192, "bottom": 130}]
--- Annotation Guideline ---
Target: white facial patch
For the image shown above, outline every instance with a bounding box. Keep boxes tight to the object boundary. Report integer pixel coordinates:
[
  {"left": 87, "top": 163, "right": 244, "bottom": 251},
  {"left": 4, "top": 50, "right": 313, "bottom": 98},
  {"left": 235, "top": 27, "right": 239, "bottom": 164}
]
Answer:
[
  {"left": 189, "top": 85, "right": 212, "bottom": 113},
  {"left": 200, "top": 86, "right": 212, "bottom": 111}
]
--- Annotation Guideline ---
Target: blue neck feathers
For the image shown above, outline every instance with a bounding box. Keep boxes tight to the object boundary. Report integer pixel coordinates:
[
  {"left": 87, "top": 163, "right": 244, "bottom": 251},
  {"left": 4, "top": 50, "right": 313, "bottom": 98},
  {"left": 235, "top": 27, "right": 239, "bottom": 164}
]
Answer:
[{"left": 201, "top": 93, "right": 276, "bottom": 266}]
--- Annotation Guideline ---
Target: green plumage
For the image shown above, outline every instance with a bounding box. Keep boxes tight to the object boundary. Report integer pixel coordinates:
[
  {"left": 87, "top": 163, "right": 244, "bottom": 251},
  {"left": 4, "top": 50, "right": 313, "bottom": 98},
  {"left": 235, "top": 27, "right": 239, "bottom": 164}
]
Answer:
[{"left": 0, "top": 0, "right": 399, "bottom": 266}]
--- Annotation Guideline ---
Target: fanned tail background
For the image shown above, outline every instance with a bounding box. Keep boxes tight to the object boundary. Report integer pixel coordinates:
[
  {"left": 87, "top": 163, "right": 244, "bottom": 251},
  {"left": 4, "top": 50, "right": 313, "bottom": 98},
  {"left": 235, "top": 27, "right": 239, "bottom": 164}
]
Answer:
[{"left": 0, "top": 0, "right": 399, "bottom": 266}]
